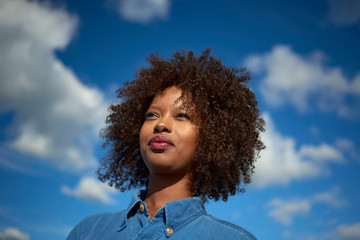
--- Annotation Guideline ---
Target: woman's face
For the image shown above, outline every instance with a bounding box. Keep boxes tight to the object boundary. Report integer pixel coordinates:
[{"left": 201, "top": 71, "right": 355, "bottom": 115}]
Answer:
[{"left": 139, "top": 86, "right": 198, "bottom": 176}]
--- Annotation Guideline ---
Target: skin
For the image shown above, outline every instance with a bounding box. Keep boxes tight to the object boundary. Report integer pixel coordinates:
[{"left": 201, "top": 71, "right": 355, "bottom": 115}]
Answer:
[{"left": 139, "top": 86, "right": 199, "bottom": 220}]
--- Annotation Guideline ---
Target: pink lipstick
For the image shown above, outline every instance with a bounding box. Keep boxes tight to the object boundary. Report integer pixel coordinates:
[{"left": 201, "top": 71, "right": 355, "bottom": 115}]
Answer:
[{"left": 149, "top": 136, "right": 174, "bottom": 150}]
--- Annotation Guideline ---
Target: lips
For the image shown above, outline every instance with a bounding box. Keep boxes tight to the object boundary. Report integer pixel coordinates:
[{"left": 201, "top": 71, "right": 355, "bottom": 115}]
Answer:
[{"left": 149, "top": 136, "right": 174, "bottom": 150}]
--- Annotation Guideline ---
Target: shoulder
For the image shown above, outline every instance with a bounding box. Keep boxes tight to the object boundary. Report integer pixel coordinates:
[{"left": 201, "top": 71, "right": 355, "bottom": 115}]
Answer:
[
  {"left": 66, "top": 210, "right": 126, "bottom": 240},
  {"left": 82, "top": 210, "right": 126, "bottom": 224},
  {"left": 195, "top": 213, "right": 257, "bottom": 240}
]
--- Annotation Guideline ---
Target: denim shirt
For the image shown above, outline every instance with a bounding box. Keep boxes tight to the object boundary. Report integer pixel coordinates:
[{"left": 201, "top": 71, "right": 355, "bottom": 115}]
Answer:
[{"left": 67, "top": 190, "right": 257, "bottom": 240}]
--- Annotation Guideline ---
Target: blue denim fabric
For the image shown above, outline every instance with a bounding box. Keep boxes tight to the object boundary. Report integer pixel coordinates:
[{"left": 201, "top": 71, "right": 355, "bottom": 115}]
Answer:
[{"left": 67, "top": 190, "right": 257, "bottom": 240}]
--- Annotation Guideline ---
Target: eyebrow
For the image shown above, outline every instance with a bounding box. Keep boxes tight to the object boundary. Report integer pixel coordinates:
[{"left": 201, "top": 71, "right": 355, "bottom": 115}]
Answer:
[
  {"left": 147, "top": 105, "right": 185, "bottom": 111},
  {"left": 147, "top": 106, "right": 161, "bottom": 111}
]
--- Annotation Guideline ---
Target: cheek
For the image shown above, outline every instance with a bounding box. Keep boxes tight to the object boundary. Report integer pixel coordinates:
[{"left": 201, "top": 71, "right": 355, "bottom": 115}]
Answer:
[
  {"left": 139, "top": 121, "right": 150, "bottom": 140},
  {"left": 190, "top": 126, "right": 199, "bottom": 144},
  {"left": 181, "top": 129, "right": 198, "bottom": 154},
  {"left": 139, "top": 124, "right": 144, "bottom": 140},
  {"left": 139, "top": 124, "right": 148, "bottom": 151},
  {"left": 139, "top": 129, "right": 148, "bottom": 164}
]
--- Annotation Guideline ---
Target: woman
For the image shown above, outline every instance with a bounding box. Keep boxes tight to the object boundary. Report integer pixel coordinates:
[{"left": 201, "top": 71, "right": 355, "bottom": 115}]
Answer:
[{"left": 67, "top": 49, "right": 265, "bottom": 240}]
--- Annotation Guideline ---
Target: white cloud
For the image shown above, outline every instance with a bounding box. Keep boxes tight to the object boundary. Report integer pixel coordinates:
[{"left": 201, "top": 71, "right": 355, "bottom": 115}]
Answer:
[
  {"left": 0, "top": 0, "right": 107, "bottom": 170},
  {"left": 0, "top": 227, "right": 30, "bottom": 240},
  {"left": 61, "top": 177, "right": 118, "bottom": 204},
  {"left": 327, "top": 0, "right": 360, "bottom": 26},
  {"left": 252, "top": 113, "right": 343, "bottom": 187},
  {"left": 299, "top": 144, "right": 343, "bottom": 163},
  {"left": 267, "top": 198, "right": 311, "bottom": 225},
  {"left": 267, "top": 188, "right": 347, "bottom": 226},
  {"left": 335, "top": 138, "right": 360, "bottom": 161},
  {"left": 116, "top": 0, "right": 171, "bottom": 24},
  {"left": 245, "top": 45, "right": 360, "bottom": 118},
  {"left": 312, "top": 187, "right": 348, "bottom": 207},
  {"left": 336, "top": 222, "right": 360, "bottom": 239}
]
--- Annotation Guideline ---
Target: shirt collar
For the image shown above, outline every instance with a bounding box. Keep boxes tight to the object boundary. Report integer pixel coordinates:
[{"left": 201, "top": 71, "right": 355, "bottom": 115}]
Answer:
[
  {"left": 118, "top": 190, "right": 145, "bottom": 230},
  {"left": 119, "top": 190, "right": 205, "bottom": 230},
  {"left": 163, "top": 196, "right": 206, "bottom": 229},
  {"left": 127, "top": 190, "right": 147, "bottom": 215}
]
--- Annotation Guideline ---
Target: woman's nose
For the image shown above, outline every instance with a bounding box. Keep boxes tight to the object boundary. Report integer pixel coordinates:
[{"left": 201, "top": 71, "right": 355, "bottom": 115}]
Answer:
[{"left": 154, "top": 116, "right": 172, "bottom": 133}]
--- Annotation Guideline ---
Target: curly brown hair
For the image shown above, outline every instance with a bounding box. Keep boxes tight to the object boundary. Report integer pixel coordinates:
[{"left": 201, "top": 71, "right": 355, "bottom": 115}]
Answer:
[{"left": 98, "top": 49, "right": 265, "bottom": 201}]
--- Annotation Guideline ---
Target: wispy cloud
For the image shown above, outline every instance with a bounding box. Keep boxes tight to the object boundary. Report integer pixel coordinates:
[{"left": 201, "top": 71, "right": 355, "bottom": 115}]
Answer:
[
  {"left": 0, "top": 227, "right": 30, "bottom": 240},
  {"left": 312, "top": 187, "right": 349, "bottom": 207},
  {"left": 267, "top": 198, "right": 311, "bottom": 225},
  {"left": 115, "top": 0, "right": 171, "bottom": 24},
  {"left": 267, "top": 187, "right": 348, "bottom": 226},
  {"left": 0, "top": 0, "right": 107, "bottom": 170},
  {"left": 61, "top": 177, "right": 118, "bottom": 204},
  {"left": 335, "top": 138, "right": 360, "bottom": 162},
  {"left": 252, "top": 113, "right": 343, "bottom": 188},
  {"left": 26, "top": 223, "right": 72, "bottom": 239},
  {"left": 0, "top": 152, "right": 31, "bottom": 175},
  {"left": 336, "top": 222, "right": 360, "bottom": 239},
  {"left": 327, "top": 0, "right": 360, "bottom": 27},
  {"left": 246, "top": 45, "right": 360, "bottom": 118}
]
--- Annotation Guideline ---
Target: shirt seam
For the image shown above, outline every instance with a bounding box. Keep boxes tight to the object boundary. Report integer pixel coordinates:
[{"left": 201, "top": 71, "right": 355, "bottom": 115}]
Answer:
[
  {"left": 205, "top": 214, "right": 257, "bottom": 240},
  {"left": 171, "top": 209, "right": 206, "bottom": 232}
]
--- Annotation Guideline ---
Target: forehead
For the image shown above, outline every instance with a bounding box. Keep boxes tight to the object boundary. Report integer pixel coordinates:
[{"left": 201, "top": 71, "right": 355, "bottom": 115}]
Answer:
[
  {"left": 149, "top": 86, "right": 199, "bottom": 125},
  {"left": 150, "top": 86, "right": 185, "bottom": 107}
]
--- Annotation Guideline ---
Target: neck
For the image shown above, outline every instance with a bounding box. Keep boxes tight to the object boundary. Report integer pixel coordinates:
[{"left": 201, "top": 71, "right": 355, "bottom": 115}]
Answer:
[{"left": 144, "top": 173, "right": 192, "bottom": 221}]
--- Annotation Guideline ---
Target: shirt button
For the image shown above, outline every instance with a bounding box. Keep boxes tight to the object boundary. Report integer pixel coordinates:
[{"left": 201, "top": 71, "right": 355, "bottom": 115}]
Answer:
[
  {"left": 139, "top": 203, "right": 145, "bottom": 213},
  {"left": 166, "top": 227, "right": 174, "bottom": 235}
]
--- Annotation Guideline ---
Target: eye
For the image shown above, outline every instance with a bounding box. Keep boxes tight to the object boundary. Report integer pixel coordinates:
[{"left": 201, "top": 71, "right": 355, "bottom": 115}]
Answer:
[
  {"left": 145, "top": 112, "right": 158, "bottom": 119},
  {"left": 176, "top": 113, "right": 190, "bottom": 120}
]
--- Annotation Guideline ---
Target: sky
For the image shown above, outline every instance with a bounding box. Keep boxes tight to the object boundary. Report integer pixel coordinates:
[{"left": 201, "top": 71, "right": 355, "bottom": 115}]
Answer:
[{"left": 0, "top": 0, "right": 360, "bottom": 239}]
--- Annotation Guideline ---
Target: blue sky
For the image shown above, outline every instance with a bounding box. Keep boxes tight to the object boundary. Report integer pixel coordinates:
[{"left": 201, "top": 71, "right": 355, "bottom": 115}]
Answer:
[{"left": 0, "top": 0, "right": 360, "bottom": 239}]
